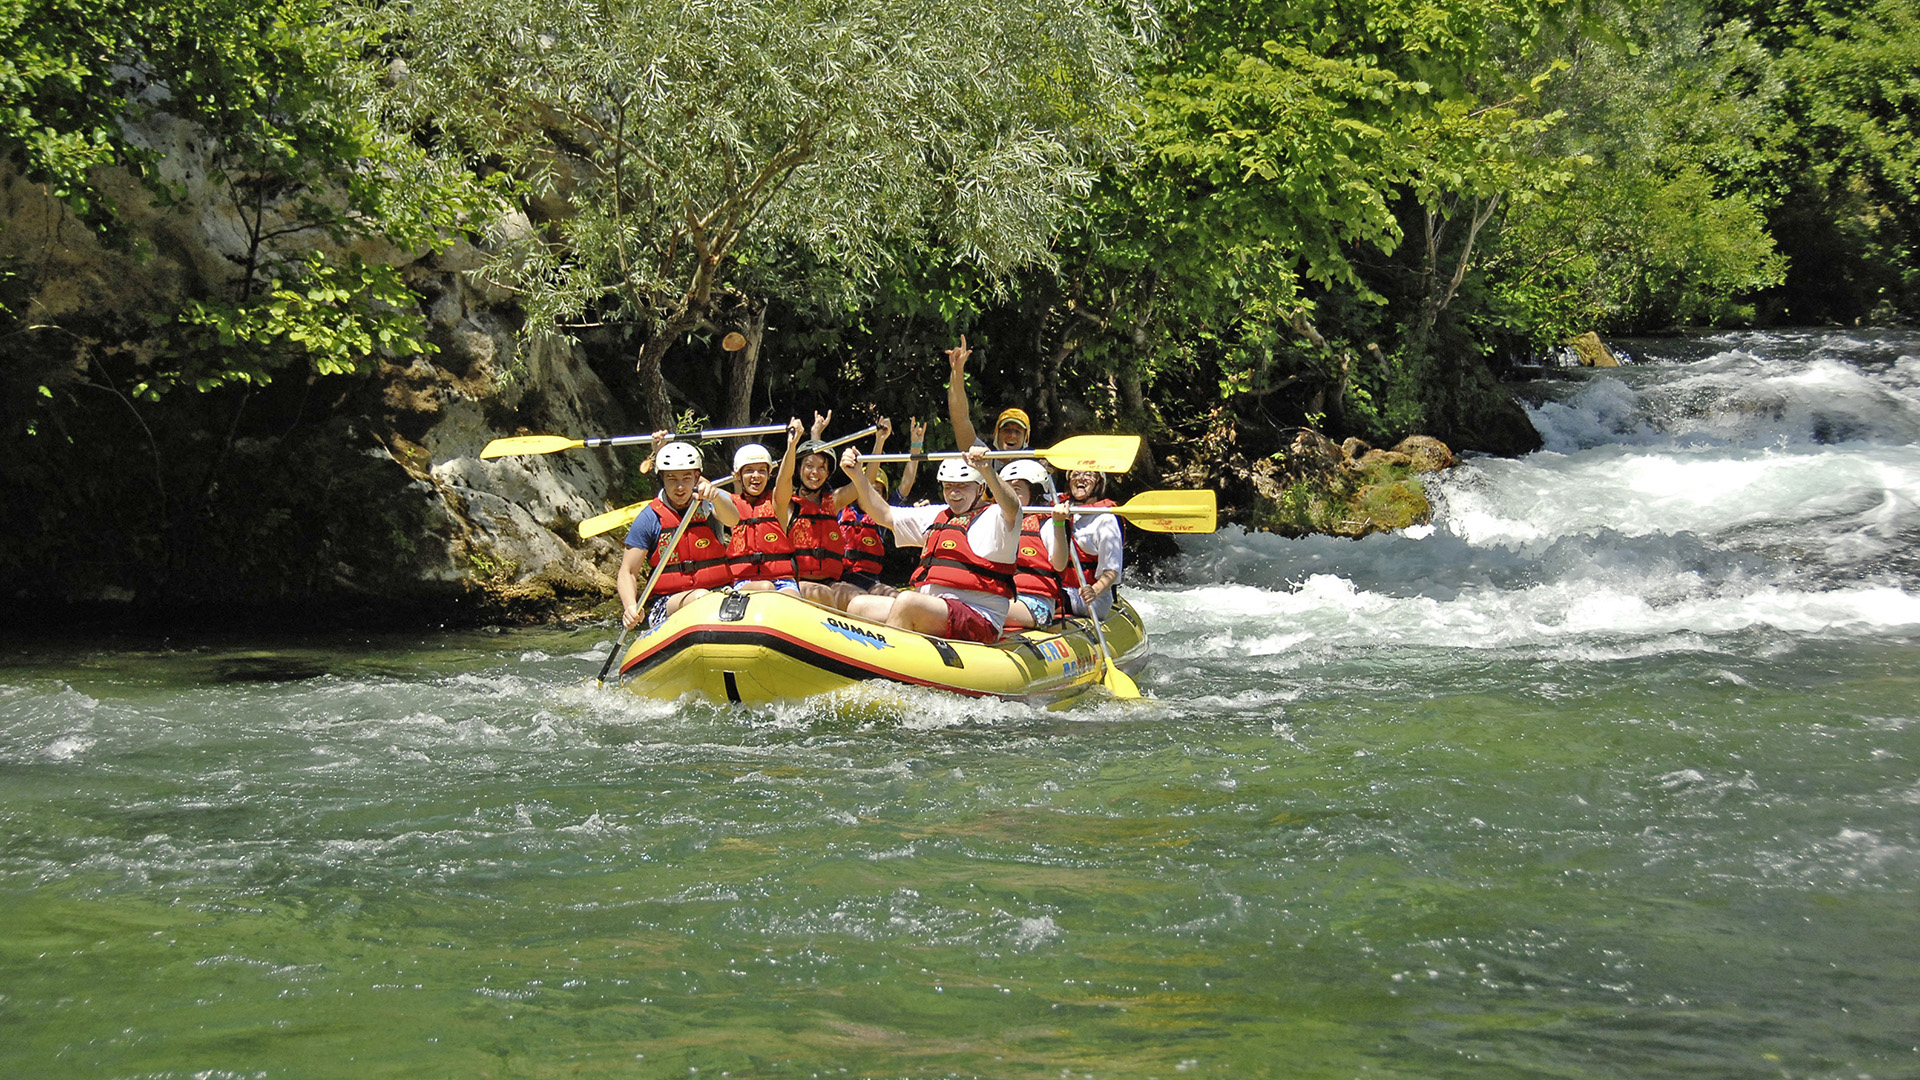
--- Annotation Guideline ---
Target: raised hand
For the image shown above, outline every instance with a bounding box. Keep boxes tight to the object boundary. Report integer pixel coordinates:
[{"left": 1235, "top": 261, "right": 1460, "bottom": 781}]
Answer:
[
  {"left": 946, "top": 335, "right": 971, "bottom": 374},
  {"left": 811, "top": 409, "right": 832, "bottom": 440}
]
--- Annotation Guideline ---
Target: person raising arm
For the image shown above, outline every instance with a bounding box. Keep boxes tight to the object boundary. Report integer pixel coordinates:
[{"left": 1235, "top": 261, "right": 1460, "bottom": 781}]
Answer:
[
  {"left": 838, "top": 444, "right": 1021, "bottom": 641},
  {"left": 945, "top": 335, "right": 1032, "bottom": 452}
]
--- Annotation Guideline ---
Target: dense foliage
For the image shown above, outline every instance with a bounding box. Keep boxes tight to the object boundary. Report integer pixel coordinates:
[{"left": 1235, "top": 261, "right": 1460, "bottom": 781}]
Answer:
[{"left": 2, "top": 0, "right": 1916, "bottom": 609}]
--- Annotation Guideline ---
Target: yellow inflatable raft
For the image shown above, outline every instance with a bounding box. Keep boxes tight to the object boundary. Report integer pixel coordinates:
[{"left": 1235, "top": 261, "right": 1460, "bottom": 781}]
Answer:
[{"left": 614, "top": 589, "right": 1147, "bottom": 703}]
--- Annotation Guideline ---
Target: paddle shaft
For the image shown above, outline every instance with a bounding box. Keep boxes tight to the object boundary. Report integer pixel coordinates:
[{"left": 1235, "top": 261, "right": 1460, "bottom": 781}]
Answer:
[
  {"left": 585, "top": 423, "right": 785, "bottom": 449},
  {"left": 595, "top": 489, "right": 709, "bottom": 686},
  {"left": 865, "top": 448, "right": 1061, "bottom": 463},
  {"left": 1018, "top": 503, "right": 1197, "bottom": 518}
]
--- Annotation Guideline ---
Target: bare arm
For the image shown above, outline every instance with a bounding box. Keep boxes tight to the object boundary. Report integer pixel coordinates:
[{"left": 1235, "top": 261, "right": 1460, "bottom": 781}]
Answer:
[
  {"left": 617, "top": 546, "right": 651, "bottom": 629},
  {"left": 945, "top": 337, "right": 978, "bottom": 449},
  {"left": 832, "top": 416, "right": 889, "bottom": 507},
  {"left": 896, "top": 417, "right": 925, "bottom": 502},
  {"left": 839, "top": 447, "right": 898, "bottom": 532},
  {"left": 968, "top": 445, "right": 1020, "bottom": 530},
  {"left": 772, "top": 417, "right": 802, "bottom": 528},
  {"left": 697, "top": 478, "right": 740, "bottom": 527},
  {"left": 1047, "top": 503, "right": 1071, "bottom": 572}
]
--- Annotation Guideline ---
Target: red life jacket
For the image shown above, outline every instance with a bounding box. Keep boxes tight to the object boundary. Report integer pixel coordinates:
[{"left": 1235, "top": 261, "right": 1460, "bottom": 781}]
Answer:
[
  {"left": 789, "top": 489, "right": 846, "bottom": 581},
  {"left": 726, "top": 489, "right": 797, "bottom": 581},
  {"left": 1070, "top": 498, "right": 1118, "bottom": 585},
  {"left": 909, "top": 505, "right": 1016, "bottom": 598},
  {"left": 1012, "top": 513, "right": 1064, "bottom": 607},
  {"left": 839, "top": 504, "right": 886, "bottom": 577},
  {"left": 647, "top": 497, "right": 734, "bottom": 594}
]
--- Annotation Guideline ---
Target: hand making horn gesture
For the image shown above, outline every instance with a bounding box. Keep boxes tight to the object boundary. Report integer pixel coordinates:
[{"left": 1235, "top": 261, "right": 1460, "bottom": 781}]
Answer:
[{"left": 946, "top": 335, "right": 971, "bottom": 375}]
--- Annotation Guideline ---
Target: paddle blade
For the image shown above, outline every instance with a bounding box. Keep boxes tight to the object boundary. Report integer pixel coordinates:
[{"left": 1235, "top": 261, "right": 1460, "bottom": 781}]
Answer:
[
  {"left": 1102, "top": 660, "right": 1142, "bottom": 699},
  {"left": 579, "top": 502, "right": 646, "bottom": 539},
  {"left": 1117, "top": 489, "right": 1217, "bottom": 533},
  {"left": 1035, "top": 435, "right": 1140, "bottom": 473},
  {"left": 481, "top": 435, "right": 585, "bottom": 459}
]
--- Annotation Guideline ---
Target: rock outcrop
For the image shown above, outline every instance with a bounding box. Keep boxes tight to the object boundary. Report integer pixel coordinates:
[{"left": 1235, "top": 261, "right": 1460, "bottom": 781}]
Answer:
[
  {"left": 1, "top": 125, "right": 630, "bottom": 622},
  {"left": 1248, "top": 431, "right": 1454, "bottom": 538}
]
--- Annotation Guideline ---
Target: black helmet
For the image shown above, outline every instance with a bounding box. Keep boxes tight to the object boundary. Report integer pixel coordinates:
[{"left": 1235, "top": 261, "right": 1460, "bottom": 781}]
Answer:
[{"left": 796, "top": 439, "right": 834, "bottom": 461}]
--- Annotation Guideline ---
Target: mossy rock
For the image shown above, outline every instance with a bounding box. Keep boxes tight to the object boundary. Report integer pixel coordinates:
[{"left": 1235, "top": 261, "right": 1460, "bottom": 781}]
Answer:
[{"left": 1249, "top": 433, "right": 1439, "bottom": 537}]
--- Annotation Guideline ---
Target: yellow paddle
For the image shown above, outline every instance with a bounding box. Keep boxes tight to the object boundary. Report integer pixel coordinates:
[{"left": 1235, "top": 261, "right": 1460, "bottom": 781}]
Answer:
[
  {"left": 481, "top": 422, "right": 787, "bottom": 460},
  {"left": 863, "top": 434, "right": 1140, "bottom": 474},
  {"left": 1019, "top": 490, "right": 1217, "bottom": 534},
  {"left": 577, "top": 425, "right": 881, "bottom": 539}
]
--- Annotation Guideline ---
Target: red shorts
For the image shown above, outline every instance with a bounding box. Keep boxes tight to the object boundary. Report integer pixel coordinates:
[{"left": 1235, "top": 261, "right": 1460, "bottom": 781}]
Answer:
[{"left": 940, "top": 597, "right": 1000, "bottom": 643}]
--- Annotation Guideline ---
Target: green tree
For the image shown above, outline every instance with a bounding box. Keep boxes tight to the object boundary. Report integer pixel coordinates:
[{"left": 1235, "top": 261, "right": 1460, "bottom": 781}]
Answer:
[
  {"left": 1479, "top": 2, "right": 1787, "bottom": 339},
  {"left": 370, "top": 0, "right": 1151, "bottom": 427}
]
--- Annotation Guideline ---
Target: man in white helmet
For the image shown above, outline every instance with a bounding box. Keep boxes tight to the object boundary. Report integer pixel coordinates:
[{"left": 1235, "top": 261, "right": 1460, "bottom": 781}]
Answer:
[
  {"left": 618, "top": 437, "right": 740, "bottom": 632},
  {"left": 837, "top": 444, "right": 1021, "bottom": 641}
]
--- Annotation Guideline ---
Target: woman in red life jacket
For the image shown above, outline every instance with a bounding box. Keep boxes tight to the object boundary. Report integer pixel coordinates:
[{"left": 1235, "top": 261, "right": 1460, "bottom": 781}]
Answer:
[
  {"left": 1063, "top": 468, "right": 1123, "bottom": 622},
  {"left": 837, "top": 445, "right": 1022, "bottom": 643},
  {"left": 838, "top": 466, "right": 890, "bottom": 588},
  {"left": 997, "top": 458, "right": 1070, "bottom": 629},
  {"left": 725, "top": 417, "right": 803, "bottom": 594},
  {"left": 618, "top": 439, "right": 740, "bottom": 632},
  {"left": 791, "top": 412, "right": 895, "bottom": 609},
  {"left": 839, "top": 418, "right": 927, "bottom": 596}
]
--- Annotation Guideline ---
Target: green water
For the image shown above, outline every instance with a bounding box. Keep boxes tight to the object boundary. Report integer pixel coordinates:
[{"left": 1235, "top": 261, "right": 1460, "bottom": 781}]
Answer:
[
  {"left": 8, "top": 331, "right": 1920, "bottom": 1076},
  {"left": 4, "top": 624, "right": 1917, "bottom": 1078}
]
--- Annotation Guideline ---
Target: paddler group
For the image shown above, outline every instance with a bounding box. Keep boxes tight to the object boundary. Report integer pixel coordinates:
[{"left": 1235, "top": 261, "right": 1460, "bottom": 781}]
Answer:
[{"left": 616, "top": 339, "right": 1125, "bottom": 645}]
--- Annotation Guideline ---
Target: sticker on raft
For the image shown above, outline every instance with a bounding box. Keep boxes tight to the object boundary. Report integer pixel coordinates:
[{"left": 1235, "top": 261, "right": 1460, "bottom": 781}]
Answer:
[
  {"left": 1033, "top": 638, "right": 1071, "bottom": 663},
  {"left": 823, "top": 618, "right": 892, "bottom": 650}
]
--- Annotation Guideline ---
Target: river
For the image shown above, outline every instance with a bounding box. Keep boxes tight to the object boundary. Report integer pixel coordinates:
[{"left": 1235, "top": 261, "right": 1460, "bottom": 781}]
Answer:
[{"left": 4, "top": 329, "right": 1918, "bottom": 1078}]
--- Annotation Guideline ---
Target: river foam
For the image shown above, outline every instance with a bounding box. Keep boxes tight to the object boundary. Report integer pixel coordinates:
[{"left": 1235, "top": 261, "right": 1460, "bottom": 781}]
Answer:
[{"left": 1152, "top": 330, "right": 1920, "bottom": 668}]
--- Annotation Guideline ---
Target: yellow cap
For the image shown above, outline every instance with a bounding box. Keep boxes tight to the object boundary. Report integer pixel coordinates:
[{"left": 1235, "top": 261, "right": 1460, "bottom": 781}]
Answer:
[{"left": 996, "top": 408, "right": 1031, "bottom": 431}]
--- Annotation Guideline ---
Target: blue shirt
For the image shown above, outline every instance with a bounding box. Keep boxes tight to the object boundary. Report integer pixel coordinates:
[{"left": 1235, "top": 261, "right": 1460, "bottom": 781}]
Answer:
[{"left": 623, "top": 499, "right": 714, "bottom": 554}]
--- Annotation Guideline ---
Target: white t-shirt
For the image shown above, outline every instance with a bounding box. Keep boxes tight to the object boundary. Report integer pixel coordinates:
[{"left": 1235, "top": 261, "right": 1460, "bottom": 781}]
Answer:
[
  {"left": 1066, "top": 512, "right": 1124, "bottom": 620},
  {"left": 891, "top": 502, "right": 1020, "bottom": 628}
]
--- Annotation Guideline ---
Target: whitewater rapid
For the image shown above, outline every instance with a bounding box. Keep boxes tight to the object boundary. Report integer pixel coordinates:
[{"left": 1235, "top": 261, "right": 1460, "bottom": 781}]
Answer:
[{"left": 1140, "top": 330, "right": 1920, "bottom": 678}]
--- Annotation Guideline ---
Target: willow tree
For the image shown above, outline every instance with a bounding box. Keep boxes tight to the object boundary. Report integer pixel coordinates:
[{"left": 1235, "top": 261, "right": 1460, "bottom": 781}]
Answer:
[{"left": 373, "top": 0, "right": 1151, "bottom": 427}]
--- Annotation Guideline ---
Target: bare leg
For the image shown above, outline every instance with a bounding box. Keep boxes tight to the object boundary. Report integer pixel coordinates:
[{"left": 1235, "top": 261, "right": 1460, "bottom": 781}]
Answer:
[
  {"left": 843, "top": 594, "right": 895, "bottom": 624},
  {"left": 883, "top": 591, "right": 953, "bottom": 636},
  {"left": 1004, "top": 599, "right": 1038, "bottom": 630},
  {"left": 661, "top": 588, "right": 710, "bottom": 617},
  {"left": 734, "top": 580, "right": 778, "bottom": 593},
  {"left": 797, "top": 581, "right": 864, "bottom": 611}
]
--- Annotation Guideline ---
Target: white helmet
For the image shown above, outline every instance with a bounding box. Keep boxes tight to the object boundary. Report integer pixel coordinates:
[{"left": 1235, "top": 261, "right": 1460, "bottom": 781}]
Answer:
[
  {"left": 732, "top": 443, "right": 772, "bottom": 471},
  {"left": 937, "top": 457, "right": 985, "bottom": 485},
  {"left": 997, "top": 459, "right": 1051, "bottom": 487},
  {"left": 656, "top": 441, "right": 702, "bottom": 472}
]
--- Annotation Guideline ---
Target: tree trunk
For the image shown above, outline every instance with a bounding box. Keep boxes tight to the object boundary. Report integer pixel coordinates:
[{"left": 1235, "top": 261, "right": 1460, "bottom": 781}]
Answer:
[
  {"left": 634, "top": 306, "right": 704, "bottom": 429},
  {"left": 722, "top": 298, "right": 767, "bottom": 430}
]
